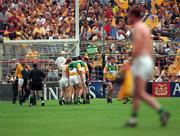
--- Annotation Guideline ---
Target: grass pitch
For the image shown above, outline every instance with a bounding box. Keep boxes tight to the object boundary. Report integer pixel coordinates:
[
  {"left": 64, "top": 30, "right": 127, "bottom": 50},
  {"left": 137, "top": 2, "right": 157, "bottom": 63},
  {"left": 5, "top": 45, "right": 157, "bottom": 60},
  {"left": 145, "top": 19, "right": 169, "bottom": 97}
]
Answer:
[{"left": 0, "top": 98, "right": 179, "bottom": 136}]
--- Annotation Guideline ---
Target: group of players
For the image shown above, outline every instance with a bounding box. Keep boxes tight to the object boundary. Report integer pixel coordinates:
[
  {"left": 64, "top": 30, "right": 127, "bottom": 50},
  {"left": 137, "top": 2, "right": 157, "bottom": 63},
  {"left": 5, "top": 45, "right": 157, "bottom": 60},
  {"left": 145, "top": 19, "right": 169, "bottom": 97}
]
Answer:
[
  {"left": 12, "top": 56, "right": 91, "bottom": 106},
  {"left": 12, "top": 54, "right": 123, "bottom": 107},
  {"left": 56, "top": 56, "right": 91, "bottom": 105},
  {"left": 56, "top": 55, "right": 124, "bottom": 105}
]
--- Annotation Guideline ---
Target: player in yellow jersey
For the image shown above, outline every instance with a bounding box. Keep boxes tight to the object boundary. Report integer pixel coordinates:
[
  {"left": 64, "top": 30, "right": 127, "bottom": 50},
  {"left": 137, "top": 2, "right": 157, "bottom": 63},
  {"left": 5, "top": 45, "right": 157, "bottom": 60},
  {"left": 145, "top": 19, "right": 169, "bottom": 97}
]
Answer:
[
  {"left": 103, "top": 57, "right": 118, "bottom": 103},
  {"left": 15, "top": 62, "right": 24, "bottom": 103}
]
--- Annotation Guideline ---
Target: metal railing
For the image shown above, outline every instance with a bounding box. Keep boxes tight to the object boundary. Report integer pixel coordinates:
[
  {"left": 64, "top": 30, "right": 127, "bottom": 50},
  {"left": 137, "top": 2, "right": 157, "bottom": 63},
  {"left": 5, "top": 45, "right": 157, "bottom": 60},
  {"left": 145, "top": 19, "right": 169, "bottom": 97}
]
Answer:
[{"left": 0, "top": 40, "right": 179, "bottom": 83}]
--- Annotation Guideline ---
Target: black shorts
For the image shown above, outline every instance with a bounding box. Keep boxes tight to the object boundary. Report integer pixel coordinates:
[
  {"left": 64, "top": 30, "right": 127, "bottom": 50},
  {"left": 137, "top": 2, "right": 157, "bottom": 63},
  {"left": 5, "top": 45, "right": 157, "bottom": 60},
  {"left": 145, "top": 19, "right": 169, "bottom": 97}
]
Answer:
[{"left": 31, "top": 83, "right": 43, "bottom": 91}]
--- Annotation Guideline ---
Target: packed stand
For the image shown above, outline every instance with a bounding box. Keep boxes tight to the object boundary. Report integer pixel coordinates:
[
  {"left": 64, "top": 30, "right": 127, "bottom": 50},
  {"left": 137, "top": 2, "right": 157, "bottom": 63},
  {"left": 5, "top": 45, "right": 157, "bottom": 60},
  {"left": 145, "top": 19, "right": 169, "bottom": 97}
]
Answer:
[
  {"left": 79, "top": 0, "right": 179, "bottom": 41},
  {"left": 0, "top": 0, "right": 179, "bottom": 41},
  {"left": 0, "top": 0, "right": 75, "bottom": 40}
]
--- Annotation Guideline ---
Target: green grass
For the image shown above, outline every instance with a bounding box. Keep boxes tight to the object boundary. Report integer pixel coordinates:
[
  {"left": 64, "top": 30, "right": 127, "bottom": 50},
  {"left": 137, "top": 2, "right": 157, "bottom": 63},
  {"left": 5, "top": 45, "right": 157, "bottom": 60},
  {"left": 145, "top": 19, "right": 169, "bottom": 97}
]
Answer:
[{"left": 0, "top": 98, "right": 180, "bottom": 136}]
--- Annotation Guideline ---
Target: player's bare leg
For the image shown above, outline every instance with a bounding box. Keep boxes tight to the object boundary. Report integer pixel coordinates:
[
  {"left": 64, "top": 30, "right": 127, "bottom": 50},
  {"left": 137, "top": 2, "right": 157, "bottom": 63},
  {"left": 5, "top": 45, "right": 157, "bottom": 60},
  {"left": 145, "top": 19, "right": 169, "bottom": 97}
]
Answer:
[
  {"left": 18, "top": 84, "right": 23, "bottom": 105},
  {"left": 138, "top": 77, "right": 170, "bottom": 126},
  {"left": 67, "top": 86, "right": 74, "bottom": 104},
  {"left": 59, "top": 88, "right": 65, "bottom": 105},
  {"left": 107, "top": 82, "right": 113, "bottom": 103},
  {"left": 82, "top": 84, "right": 88, "bottom": 104},
  {"left": 64, "top": 87, "right": 69, "bottom": 104},
  {"left": 64, "top": 86, "right": 70, "bottom": 104},
  {"left": 74, "top": 83, "right": 82, "bottom": 104},
  {"left": 139, "top": 78, "right": 161, "bottom": 109},
  {"left": 64, "top": 86, "right": 73, "bottom": 104},
  {"left": 125, "top": 76, "right": 170, "bottom": 127},
  {"left": 85, "top": 81, "right": 90, "bottom": 104},
  {"left": 124, "top": 77, "right": 140, "bottom": 127},
  {"left": 78, "top": 88, "right": 84, "bottom": 99},
  {"left": 78, "top": 82, "right": 88, "bottom": 104}
]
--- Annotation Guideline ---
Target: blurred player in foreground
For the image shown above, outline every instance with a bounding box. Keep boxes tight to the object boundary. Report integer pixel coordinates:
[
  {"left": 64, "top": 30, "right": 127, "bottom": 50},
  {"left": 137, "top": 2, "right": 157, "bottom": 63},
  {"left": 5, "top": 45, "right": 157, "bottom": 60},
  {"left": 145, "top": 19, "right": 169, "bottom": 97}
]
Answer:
[{"left": 125, "top": 7, "right": 170, "bottom": 127}]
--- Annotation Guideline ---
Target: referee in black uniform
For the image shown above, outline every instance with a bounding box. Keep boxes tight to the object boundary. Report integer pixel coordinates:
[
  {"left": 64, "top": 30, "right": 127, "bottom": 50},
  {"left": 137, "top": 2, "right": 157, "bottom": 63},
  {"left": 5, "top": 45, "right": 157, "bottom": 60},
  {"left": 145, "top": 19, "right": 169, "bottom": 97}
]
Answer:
[{"left": 29, "top": 63, "right": 46, "bottom": 106}]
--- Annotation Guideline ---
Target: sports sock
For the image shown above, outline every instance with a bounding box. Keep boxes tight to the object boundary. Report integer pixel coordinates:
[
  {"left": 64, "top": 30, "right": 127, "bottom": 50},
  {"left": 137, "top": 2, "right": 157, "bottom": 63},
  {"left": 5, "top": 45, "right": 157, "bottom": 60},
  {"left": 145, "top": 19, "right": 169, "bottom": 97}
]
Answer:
[
  {"left": 86, "top": 94, "right": 90, "bottom": 100},
  {"left": 40, "top": 97, "right": 44, "bottom": 103},
  {"left": 132, "top": 111, "right": 137, "bottom": 118},
  {"left": 30, "top": 97, "right": 34, "bottom": 104},
  {"left": 158, "top": 107, "right": 164, "bottom": 114}
]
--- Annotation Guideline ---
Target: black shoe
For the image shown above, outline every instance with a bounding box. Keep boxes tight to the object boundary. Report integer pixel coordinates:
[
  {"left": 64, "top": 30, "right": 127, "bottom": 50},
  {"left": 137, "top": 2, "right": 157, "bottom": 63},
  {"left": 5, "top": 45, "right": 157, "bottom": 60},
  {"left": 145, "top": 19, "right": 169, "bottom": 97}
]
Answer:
[
  {"left": 124, "top": 118, "right": 137, "bottom": 128},
  {"left": 78, "top": 99, "right": 83, "bottom": 104},
  {"left": 59, "top": 100, "right": 63, "bottom": 105},
  {"left": 123, "top": 98, "right": 130, "bottom": 104},
  {"left": 19, "top": 100, "right": 23, "bottom": 106},
  {"left": 32, "top": 100, "right": 36, "bottom": 106},
  {"left": 12, "top": 101, "right": 16, "bottom": 104},
  {"left": 74, "top": 97, "right": 82, "bottom": 104},
  {"left": 160, "top": 111, "right": 170, "bottom": 127},
  {"left": 59, "top": 100, "right": 62, "bottom": 105},
  {"left": 86, "top": 99, "right": 90, "bottom": 104},
  {"left": 41, "top": 102, "right": 45, "bottom": 106},
  {"left": 22, "top": 99, "right": 26, "bottom": 103},
  {"left": 83, "top": 99, "right": 87, "bottom": 104},
  {"left": 107, "top": 98, "right": 112, "bottom": 103},
  {"left": 59, "top": 100, "right": 65, "bottom": 105},
  {"left": 66, "top": 101, "right": 72, "bottom": 105},
  {"left": 63, "top": 100, "right": 66, "bottom": 105},
  {"left": 79, "top": 101, "right": 83, "bottom": 104}
]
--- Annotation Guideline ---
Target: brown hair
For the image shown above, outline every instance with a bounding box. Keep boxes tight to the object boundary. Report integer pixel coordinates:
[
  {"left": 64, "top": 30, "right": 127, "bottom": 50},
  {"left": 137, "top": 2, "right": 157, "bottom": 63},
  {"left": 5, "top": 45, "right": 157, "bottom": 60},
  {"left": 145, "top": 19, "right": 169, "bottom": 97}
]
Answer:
[
  {"left": 66, "top": 58, "right": 72, "bottom": 64},
  {"left": 129, "top": 6, "right": 142, "bottom": 19}
]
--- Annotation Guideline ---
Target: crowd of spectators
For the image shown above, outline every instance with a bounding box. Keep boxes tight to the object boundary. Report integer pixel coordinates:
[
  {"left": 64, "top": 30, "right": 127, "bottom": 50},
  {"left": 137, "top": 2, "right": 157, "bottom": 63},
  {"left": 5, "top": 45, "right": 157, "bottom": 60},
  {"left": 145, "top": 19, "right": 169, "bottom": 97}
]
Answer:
[
  {"left": 152, "top": 49, "right": 180, "bottom": 82},
  {"left": 79, "top": 0, "right": 179, "bottom": 41},
  {"left": 0, "top": 0, "right": 75, "bottom": 40},
  {"left": 0, "top": 0, "right": 179, "bottom": 41}
]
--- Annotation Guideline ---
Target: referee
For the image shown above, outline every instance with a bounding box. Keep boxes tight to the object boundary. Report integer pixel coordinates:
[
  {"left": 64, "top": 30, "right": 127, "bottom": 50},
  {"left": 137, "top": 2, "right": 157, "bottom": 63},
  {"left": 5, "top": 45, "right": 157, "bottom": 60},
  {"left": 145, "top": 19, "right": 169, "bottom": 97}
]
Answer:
[{"left": 29, "top": 63, "right": 46, "bottom": 106}]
